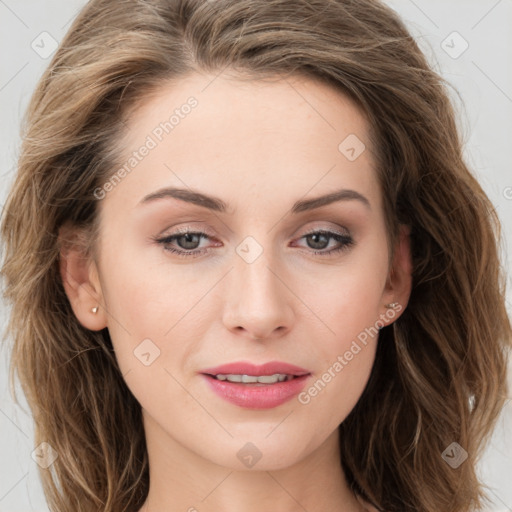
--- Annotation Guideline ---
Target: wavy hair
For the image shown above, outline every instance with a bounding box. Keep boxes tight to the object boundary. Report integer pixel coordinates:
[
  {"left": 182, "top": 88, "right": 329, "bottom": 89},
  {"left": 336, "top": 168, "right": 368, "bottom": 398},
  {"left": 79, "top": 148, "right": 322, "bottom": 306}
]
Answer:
[{"left": 1, "top": 0, "right": 510, "bottom": 511}]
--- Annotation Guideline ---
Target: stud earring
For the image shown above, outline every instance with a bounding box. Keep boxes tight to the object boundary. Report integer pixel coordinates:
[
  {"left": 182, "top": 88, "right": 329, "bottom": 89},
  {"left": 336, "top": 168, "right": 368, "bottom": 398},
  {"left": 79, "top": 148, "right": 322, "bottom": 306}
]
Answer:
[
  {"left": 91, "top": 306, "right": 99, "bottom": 314},
  {"left": 385, "top": 302, "right": 399, "bottom": 309}
]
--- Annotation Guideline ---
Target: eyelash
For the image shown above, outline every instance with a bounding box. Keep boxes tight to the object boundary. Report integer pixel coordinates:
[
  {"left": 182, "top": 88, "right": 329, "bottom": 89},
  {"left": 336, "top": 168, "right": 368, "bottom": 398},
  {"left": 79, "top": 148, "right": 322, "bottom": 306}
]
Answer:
[{"left": 154, "top": 227, "right": 354, "bottom": 259}]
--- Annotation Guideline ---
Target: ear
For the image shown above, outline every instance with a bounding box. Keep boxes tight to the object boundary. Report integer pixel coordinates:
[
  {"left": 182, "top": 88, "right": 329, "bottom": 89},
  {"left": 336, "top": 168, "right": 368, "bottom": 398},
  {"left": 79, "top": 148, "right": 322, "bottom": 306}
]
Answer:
[
  {"left": 58, "top": 223, "right": 107, "bottom": 331},
  {"left": 381, "top": 224, "right": 413, "bottom": 322}
]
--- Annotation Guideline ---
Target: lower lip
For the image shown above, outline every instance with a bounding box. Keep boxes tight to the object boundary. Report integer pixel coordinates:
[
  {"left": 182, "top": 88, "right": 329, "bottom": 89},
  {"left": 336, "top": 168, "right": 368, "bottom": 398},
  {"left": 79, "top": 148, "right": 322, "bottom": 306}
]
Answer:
[{"left": 201, "top": 374, "right": 310, "bottom": 409}]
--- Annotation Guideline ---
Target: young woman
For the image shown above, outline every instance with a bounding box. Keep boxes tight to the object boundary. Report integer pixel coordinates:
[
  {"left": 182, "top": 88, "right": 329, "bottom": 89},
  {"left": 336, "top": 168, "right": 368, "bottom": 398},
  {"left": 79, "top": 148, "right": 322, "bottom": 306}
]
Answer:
[{"left": 1, "top": 0, "right": 510, "bottom": 511}]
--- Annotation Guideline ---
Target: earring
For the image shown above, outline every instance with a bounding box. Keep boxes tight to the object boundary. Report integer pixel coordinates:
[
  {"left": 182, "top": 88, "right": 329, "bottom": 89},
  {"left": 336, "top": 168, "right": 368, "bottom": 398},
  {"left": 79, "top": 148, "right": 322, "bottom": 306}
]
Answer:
[
  {"left": 385, "top": 302, "right": 399, "bottom": 309},
  {"left": 91, "top": 306, "right": 99, "bottom": 314}
]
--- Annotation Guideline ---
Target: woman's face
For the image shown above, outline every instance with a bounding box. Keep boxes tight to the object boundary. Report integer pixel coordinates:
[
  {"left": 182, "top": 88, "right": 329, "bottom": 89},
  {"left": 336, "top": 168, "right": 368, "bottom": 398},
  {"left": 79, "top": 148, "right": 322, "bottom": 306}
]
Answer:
[{"left": 65, "top": 71, "right": 410, "bottom": 471}]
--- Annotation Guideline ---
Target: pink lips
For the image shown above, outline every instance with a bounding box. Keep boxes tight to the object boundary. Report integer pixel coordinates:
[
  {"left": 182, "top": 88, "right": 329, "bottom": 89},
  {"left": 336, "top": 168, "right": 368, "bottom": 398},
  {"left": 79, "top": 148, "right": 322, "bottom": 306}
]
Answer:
[{"left": 200, "top": 361, "right": 311, "bottom": 409}]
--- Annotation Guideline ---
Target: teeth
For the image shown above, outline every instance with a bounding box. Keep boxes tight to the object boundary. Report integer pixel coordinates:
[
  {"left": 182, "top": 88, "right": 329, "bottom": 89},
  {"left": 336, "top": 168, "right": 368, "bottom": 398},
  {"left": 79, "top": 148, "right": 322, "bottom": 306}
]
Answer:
[
  {"left": 242, "top": 375, "right": 259, "bottom": 383},
  {"left": 214, "top": 373, "right": 294, "bottom": 384}
]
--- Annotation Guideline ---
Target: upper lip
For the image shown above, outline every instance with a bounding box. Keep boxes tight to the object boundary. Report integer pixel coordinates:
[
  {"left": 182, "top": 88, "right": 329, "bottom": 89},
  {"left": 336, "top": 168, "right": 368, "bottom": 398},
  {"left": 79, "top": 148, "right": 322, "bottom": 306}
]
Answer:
[{"left": 201, "top": 361, "right": 311, "bottom": 377}]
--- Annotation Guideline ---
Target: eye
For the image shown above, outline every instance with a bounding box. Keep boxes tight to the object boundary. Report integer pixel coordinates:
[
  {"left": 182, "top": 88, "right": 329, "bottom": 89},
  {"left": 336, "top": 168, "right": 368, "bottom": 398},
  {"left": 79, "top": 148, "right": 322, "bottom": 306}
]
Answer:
[
  {"left": 294, "top": 229, "right": 354, "bottom": 256},
  {"left": 153, "top": 227, "right": 354, "bottom": 258},
  {"left": 154, "top": 229, "right": 216, "bottom": 259}
]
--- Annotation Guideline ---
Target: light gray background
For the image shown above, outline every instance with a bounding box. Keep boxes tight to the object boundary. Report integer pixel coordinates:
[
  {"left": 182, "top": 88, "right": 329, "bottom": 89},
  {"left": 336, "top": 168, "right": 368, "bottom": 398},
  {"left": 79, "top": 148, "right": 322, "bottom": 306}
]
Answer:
[{"left": 1, "top": 1, "right": 511, "bottom": 511}]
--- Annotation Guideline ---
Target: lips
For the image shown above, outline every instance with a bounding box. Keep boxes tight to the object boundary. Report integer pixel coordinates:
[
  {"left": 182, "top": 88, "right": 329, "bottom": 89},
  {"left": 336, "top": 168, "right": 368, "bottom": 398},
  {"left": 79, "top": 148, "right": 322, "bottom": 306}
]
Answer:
[{"left": 200, "top": 361, "right": 311, "bottom": 409}]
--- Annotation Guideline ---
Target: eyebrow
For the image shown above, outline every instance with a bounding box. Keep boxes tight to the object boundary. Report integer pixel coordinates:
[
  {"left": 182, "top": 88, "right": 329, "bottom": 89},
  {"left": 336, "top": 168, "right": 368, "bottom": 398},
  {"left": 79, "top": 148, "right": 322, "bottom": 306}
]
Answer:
[{"left": 139, "top": 186, "right": 371, "bottom": 213}]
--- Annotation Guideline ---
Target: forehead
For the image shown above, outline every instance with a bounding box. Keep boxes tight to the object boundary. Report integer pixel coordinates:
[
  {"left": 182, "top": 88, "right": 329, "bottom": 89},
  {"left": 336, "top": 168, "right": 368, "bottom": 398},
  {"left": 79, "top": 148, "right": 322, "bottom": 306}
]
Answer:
[
  {"left": 104, "top": 71, "right": 380, "bottom": 215},
  {"left": 123, "top": 71, "right": 372, "bottom": 148}
]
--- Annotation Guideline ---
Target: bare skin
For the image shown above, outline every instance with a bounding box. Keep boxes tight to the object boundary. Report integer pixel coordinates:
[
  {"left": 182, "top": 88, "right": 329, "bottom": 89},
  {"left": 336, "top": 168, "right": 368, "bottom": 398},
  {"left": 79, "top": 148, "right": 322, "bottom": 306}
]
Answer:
[{"left": 60, "top": 71, "right": 411, "bottom": 512}]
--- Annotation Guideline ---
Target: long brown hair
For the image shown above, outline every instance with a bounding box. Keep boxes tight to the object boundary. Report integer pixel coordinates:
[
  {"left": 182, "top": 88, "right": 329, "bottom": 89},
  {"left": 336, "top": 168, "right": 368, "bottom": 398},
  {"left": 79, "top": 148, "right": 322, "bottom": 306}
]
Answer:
[{"left": 1, "top": 0, "right": 510, "bottom": 511}]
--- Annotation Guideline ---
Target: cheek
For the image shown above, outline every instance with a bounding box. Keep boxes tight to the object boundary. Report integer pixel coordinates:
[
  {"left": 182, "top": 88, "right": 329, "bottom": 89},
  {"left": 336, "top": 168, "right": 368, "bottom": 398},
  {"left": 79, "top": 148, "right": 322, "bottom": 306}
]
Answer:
[
  {"left": 295, "top": 274, "right": 383, "bottom": 432},
  {"left": 97, "top": 241, "right": 213, "bottom": 378},
  {"left": 99, "top": 230, "right": 187, "bottom": 323},
  {"left": 303, "top": 254, "right": 388, "bottom": 351},
  {"left": 295, "top": 249, "right": 388, "bottom": 409}
]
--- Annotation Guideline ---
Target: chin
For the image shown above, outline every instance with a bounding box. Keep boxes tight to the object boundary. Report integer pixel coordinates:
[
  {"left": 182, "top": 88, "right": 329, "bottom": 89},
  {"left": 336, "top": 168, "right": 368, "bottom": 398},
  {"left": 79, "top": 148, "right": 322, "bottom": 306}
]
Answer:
[{"left": 202, "top": 432, "right": 321, "bottom": 472}]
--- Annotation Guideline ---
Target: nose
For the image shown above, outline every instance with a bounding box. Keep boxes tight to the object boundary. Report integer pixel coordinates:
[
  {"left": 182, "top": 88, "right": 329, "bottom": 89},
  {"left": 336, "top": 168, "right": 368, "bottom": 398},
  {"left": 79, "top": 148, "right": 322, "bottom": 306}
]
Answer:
[{"left": 221, "top": 245, "right": 295, "bottom": 341}]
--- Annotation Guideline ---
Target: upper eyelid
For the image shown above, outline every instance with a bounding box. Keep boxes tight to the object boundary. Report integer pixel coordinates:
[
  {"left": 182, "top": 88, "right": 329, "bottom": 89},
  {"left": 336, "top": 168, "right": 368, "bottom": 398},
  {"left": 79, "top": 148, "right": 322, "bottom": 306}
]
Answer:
[
  {"left": 159, "top": 225, "right": 351, "bottom": 237},
  {"left": 159, "top": 219, "right": 351, "bottom": 236}
]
